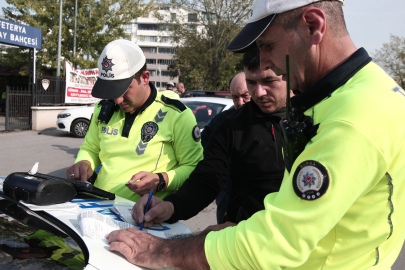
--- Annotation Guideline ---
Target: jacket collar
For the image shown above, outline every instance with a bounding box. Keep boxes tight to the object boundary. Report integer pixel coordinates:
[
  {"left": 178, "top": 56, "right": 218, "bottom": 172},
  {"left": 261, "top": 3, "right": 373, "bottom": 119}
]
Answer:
[{"left": 291, "top": 48, "right": 372, "bottom": 112}]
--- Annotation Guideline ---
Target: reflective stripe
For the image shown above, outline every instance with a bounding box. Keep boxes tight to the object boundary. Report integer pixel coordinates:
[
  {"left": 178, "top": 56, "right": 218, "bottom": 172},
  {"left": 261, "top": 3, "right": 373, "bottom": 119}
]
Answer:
[
  {"left": 155, "top": 142, "right": 164, "bottom": 171},
  {"left": 386, "top": 172, "right": 394, "bottom": 239},
  {"left": 375, "top": 247, "right": 380, "bottom": 266}
]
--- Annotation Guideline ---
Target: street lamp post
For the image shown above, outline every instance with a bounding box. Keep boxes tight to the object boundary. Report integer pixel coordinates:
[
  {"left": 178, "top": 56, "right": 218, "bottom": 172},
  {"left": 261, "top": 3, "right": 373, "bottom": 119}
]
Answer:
[
  {"left": 57, "top": 0, "right": 62, "bottom": 77},
  {"left": 73, "top": 0, "right": 77, "bottom": 61},
  {"left": 84, "top": 4, "right": 91, "bottom": 61}
]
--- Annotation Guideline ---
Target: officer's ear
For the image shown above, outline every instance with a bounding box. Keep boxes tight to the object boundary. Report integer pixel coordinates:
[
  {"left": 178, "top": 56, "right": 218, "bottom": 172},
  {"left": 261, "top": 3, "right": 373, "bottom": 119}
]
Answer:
[
  {"left": 140, "top": 70, "right": 150, "bottom": 86},
  {"left": 297, "top": 7, "right": 326, "bottom": 46}
]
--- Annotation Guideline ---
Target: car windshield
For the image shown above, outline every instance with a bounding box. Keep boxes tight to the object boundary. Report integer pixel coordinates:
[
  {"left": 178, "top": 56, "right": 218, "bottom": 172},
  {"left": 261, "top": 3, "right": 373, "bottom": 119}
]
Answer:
[
  {"left": 0, "top": 191, "right": 86, "bottom": 269},
  {"left": 182, "top": 101, "right": 226, "bottom": 128}
]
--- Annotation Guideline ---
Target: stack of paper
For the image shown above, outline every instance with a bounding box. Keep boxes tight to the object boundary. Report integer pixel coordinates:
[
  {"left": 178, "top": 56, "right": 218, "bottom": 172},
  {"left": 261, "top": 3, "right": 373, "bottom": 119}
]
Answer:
[
  {"left": 77, "top": 210, "right": 137, "bottom": 240},
  {"left": 111, "top": 205, "right": 165, "bottom": 230}
]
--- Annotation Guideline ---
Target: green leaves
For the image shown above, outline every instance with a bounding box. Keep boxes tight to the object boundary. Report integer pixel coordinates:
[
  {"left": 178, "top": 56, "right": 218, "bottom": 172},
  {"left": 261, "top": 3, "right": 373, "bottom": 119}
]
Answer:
[
  {"left": 2, "top": 0, "right": 151, "bottom": 75},
  {"left": 374, "top": 35, "right": 405, "bottom": 89},
  {"left": 164, "top": 0, "right": 252, "bottom": 90}
]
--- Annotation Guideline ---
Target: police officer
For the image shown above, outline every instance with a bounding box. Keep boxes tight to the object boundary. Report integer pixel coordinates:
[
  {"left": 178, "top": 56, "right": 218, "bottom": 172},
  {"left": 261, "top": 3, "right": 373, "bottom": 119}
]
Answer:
[
  {"left": 159, "top": 81, "right": 180, "bottom": 99},
  {"left": 106, "top": 1, "right": 405, "bottom": 269},
  {"left": 67, "top": 39, "right": 203, "bottom": 202}
]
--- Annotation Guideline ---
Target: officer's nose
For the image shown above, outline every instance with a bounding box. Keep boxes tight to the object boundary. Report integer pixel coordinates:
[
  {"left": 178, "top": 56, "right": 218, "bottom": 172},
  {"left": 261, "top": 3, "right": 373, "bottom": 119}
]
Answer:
[{"left": 114, "top": 96, "right": 124, "bottom": 104}]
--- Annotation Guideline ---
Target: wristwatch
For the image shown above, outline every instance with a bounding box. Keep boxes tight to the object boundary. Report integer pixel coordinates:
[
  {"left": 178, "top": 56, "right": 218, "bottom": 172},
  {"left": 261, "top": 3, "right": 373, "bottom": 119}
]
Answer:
[{"left": 156, "top": 173, "right": 166, "bottom": 192}]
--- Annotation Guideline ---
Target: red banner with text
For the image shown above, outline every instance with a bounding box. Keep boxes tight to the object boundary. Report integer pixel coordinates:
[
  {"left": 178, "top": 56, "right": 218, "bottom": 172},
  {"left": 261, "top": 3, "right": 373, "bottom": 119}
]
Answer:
[{"left": 65, "top": 61, "right": 100, "bottom": 104}]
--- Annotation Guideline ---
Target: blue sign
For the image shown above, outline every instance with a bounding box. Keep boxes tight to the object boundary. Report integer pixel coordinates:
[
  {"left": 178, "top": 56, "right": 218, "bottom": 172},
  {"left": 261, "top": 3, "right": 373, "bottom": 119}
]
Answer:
[{"left": 0, "top": 18, "right": 42, "bottom": 49}]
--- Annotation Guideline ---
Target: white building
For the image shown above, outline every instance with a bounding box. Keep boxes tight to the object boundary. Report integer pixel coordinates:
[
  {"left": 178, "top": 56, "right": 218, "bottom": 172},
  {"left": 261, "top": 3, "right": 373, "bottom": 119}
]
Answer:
[{"left": 124, "top": 4, "right": 203, "bottom": 90}]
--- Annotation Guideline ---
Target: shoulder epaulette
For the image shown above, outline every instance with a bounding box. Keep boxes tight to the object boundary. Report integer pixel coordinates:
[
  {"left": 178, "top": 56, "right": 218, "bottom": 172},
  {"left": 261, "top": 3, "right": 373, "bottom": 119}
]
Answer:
[{"left": 161, "top": 95, "right": 186, "bottom": 112}]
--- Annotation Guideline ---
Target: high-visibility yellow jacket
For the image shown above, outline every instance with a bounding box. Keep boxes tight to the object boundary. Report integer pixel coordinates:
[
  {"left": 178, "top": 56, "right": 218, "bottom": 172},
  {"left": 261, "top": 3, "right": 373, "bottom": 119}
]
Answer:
[
  {"left": 75, "top": 83, "right": 203, "bottom": 202},
  {"left": 205, "top": 49, "right": 405, "bottom": 269},
  {"left": 159, "top": 90, "right": 180, "bottom": 100}
]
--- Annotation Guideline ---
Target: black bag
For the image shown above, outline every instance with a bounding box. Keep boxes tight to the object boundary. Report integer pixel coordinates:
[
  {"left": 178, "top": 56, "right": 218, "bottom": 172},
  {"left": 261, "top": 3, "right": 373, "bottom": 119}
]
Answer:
[{"left": 3, "top": 172, "right": 77, "bottom": 205}]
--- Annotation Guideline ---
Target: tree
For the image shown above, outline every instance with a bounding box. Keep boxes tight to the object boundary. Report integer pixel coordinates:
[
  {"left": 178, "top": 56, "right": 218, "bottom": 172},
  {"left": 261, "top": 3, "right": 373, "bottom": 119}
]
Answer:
[
  {"left": 373, "top": 34, "right": 405, "bottom": 89},
  {"left": 2, "top": 0, "right": 152, "bottom": 75},
  {"left": 163, "top": 0, "right": 252, "bottom": 91}
]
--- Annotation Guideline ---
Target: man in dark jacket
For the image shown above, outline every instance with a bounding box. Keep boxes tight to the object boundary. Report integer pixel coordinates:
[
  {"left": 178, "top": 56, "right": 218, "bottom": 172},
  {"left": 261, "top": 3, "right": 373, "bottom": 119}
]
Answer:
[
  {"left": 176, "top": 83, "right": 191, "bottom": 98},
  {"left": 132, "top": 47, "right": 292, "bottom": 228},
  {"left": 201, "top": 71, "right": 250, "bottom": 224}
]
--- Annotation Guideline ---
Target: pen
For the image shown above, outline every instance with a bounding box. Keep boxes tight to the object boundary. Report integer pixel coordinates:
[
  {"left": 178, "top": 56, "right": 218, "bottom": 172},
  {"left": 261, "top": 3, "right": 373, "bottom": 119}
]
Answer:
[
  {"left": 109, "top": 207, "right": 124, "bottom": 222},
  {"left": 139, "top": 190, "right": 154, "bottom": 231}
]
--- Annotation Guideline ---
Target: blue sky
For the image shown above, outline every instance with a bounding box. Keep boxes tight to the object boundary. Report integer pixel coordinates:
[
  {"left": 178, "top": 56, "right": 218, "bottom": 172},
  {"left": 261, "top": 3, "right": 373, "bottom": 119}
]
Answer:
[{"left": 0, "top": 0, "right": 404, "bottom": 56}]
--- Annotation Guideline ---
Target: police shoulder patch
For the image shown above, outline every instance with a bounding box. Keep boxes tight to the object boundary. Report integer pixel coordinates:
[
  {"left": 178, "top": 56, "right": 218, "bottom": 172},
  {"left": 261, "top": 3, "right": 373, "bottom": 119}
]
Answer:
[
  {"left": 141, "top": 121, "right": 158, "bottom": 143},
  {"left": 293, "top": 160, "right": 329, "bottom": 201},
  {"left": 192, "top": 125, "right": 201, "bottom": 142}
]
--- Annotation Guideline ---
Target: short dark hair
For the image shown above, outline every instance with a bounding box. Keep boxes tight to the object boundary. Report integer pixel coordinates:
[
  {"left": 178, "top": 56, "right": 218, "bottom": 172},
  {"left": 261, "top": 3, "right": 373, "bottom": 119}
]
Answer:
[
  {"left": 240, "top": 46, "right": 260, "bottom": 71},
  {"left": 274, "top": 1, "right": 347, "bottom": 37},
  {"left": 134, "top": 63, "right": 147, "bottom": 83}
]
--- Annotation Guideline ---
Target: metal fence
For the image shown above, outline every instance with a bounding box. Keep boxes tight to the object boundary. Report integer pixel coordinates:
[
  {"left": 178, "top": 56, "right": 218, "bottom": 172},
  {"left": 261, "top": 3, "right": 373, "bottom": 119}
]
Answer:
[
  {"left": 33, "top": 76, "right": 66, "bottom": 106},
  {"left": 5, "top": 86, "right": 32, "bottom": 131}
]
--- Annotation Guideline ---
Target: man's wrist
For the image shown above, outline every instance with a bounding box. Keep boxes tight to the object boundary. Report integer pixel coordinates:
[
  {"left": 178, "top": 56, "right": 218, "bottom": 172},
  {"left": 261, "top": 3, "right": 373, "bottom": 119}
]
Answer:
[
  {"left": 166, "top": 235, "right": 209, "bottom": 270},
  {"left": 156, "top": 172, "right": 168, "bottom": 192}
]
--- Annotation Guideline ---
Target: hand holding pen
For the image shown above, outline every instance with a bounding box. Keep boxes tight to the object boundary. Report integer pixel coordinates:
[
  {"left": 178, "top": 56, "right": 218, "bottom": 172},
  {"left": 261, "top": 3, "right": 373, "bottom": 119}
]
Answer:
[
  {"left": 132, "top": 192, "right": 175, "bottom": 228},
  {"left": 139, "top": 190, "right": 154, "bottom": 231}
]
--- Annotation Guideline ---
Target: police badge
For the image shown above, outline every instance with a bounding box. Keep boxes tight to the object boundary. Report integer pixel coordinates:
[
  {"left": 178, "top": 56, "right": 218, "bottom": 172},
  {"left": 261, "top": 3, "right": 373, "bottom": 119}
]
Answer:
[
  {"left": 101, "top": 56, "right": 114, "bottom": 72},
  {"left": 293, "top": 160, "right": 330, "bottom": 201},
  {"left": 141, "top": 122, "right": 158, "bottom": 143},
  {"left": 192, "top": 125, "right": 201, "bottom": 142}
]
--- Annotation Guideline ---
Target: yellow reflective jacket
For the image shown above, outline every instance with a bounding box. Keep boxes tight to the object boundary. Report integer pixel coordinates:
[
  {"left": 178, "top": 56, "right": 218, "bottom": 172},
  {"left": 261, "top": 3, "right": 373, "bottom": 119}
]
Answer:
[
  {"left": 205, "top": 52, "right": 405, "bottom": 269},
  {"left": 75, "top": 84, "right": 203, "bottom": 202}
]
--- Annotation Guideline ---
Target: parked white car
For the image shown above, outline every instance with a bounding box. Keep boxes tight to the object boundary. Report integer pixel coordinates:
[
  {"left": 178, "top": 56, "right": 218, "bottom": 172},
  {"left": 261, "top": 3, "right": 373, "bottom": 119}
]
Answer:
[
  {"left": 180, "top": 97, "right": 234, "bottom": 129},
  {"left": 56, "top": 97, "right": 233, "bottom": 138},
  {"left": 56, "top": 104, "right": 96, "bottom": 138}
]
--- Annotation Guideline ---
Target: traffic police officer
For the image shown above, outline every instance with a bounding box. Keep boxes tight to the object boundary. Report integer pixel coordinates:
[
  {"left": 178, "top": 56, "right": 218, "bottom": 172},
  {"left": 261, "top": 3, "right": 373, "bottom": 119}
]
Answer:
[
  {"left": 67, "top": 39, "right": 203, "bottom": 202},
  {"left": 106, "top": 1, "right": 405, "bottom": 269}
]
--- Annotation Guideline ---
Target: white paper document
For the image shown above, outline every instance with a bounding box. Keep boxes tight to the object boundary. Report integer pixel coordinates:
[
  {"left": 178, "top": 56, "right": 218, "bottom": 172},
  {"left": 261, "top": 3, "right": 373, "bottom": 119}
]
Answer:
[
  {"left": 78, "top": 210, "right": 137, "bottom": 240},
  {"left": 112, "top": 205, "right": 165, "bottom": 230}
]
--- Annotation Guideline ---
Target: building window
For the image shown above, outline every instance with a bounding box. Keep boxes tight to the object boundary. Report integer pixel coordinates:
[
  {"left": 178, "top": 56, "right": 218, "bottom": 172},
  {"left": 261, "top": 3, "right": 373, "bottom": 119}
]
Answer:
[
  {"left": 160, "top": 37, "right": 172, "bottom": 43},
  {"left": 138, "top": 24, "right": 158, "bottom": 30},
  {"left": 158, "top": 59, "right": 174, "bottom": 65},
  {"left": 171, "top": 13, "right": 176, "bottom": 20},
  {"left": 159, "top": 6, "right": 170, "bottom": 10},
  {"left": 138, "top": 36, "right": 145, "bottom": 42},
  {"left": 150, "top": 36, "right": 158, "bottom": 42},
  {"left": 188, "top": 13, "right": 197, "bottom": 22},
  {"left": 156, "top": 82, "right": 161, "bottom": 87},
  {"left": 158, "top": 47, "right": 176, "bottom": 54},
  {"left": 159, "top": 71, "right": 171, "bottom": 77},
  {"left": 158, "top": 24, "right": 173, "bottom": 31},
  {"left": 146, "top": 58, "right": 156, "bottom": 64},
  {"left": 148, "top": 70, "right": 156, "bottom": 76},
  {"left": 140, "top": 47, "right": 157, "bottom": 53},
  {"left": 202, "top": 12, "right": 216, "bottom": 21},
  {"left": 188, "top": 25, "right": 196, "bottom": 32}
]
